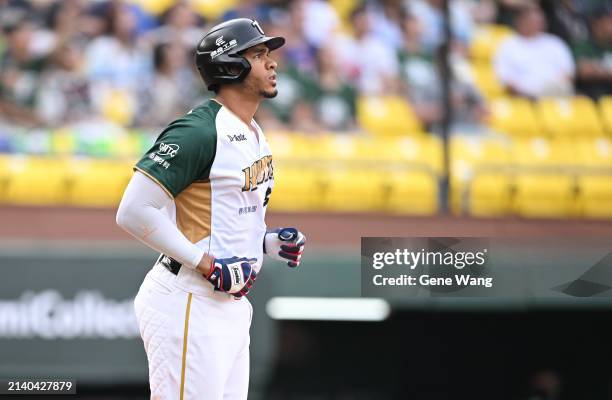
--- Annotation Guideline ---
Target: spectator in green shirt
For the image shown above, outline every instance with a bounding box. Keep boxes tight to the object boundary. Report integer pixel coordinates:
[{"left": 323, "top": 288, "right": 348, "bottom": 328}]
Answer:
[
  {"left": 0, "top": 17, "right": 46, "bottom": 127},
  {"left": 573, "top": 5, "right": 612, "bottom": 99}
]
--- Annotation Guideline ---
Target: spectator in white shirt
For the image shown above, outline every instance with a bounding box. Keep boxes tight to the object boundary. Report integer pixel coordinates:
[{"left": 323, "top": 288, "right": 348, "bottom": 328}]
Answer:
[
  {"left": 332, "top": 4, "right": 400, "bottom": 95},
  {"left": 494, "top": 5, "right": 575, "bottom": 98}
]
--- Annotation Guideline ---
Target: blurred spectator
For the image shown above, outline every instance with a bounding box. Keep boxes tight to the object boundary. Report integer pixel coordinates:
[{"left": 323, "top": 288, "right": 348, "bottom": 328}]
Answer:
[
  {"left": 259, "top": 43, "right": 317, "bottom": 127},
  {"left": 311, "top": 44, "right": 357, "bottom": 131},
  {"left": 146, "top": 1, "right": 204, "bottom": 50},
  {"left": 84, "top": 2, "right": 152, "bottom": 126},
  {"left": 407, "top": 0, "right": 475, "bottom": 54},
  {"left": 332, "top": 4, "right": 399, "bottom": 94},
  {"left": 494, "top": 5, "right": 575, "bottom": 98},
  {"left": 367, "top": 0, "right": 404, "bottom": 50},
  {"left": 36, "top": 41, "right": 92, "bottom": 126},
  {"left": 301, "top": 0, "right": 340, "bottom": 48},
  {"left": 281, "top": 0, "right": 318, "bottom": 74},
  {"left": 495, "top": 0, "right": 538, "bottom": 26},
  {"left": 397, "top": 12, "right": 486, "bottom": 132},
  {"left": 0, "top": 17, "right": 44, "bottom": 126},
  {"left": 138, "top": 41, "right": 203, "bottom": 127},
  {"left": 573, "top": 5, "right": 612, "bottom": 99},
  {"left": 540, "top": 0, "right": 590, "bottom": 45},
  {"left": 221, "top": 0, "right": 273, "bottom": 25}
]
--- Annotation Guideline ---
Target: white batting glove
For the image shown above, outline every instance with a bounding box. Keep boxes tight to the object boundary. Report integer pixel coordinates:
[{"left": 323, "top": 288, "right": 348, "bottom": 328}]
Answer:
[{"left": 264, "top": 227, "right": 306, "bottom": 268}]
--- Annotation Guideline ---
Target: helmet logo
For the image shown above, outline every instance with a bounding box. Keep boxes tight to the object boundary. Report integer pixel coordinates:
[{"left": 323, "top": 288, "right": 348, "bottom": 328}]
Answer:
[
  {"left": 215, "top": 36, "right": 225, "bottom": 46},
  {"left": 211, "top": 38, "right": 238, "bottom": 59},
  {"left": 251, "top": 20, "right": 264, "bottom": 35}
]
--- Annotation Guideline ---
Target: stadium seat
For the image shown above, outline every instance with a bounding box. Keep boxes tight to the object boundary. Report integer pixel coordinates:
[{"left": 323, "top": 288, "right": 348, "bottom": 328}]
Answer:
[
  {"left": 381, "top": 135, "right": 444, "bottom": 176},
  {"left": 578, "top": 175, "right": 612, "bottom": 218},
  {"left": 574, "top": 137, "right": 612, "bottom": 218},
  {"left": 2, "top": 156, "right": 69, "bottom": 206},
  {"left": 468, "top": 172, "right": 512, "bottom": 216},
  {"left": 356, "top": 96, "right": 423, "bottom": 137},
  {"left": 511, "top": 137, "right": 576, "bottom": 167},
  {"left": 191, "top": 0, "right": 238, "bottom": 20},
  {"left": 321, "top": 167, "right": 387, "bottom": 212},
  {"left": 449, "top": 135, "right": 511, "bottom": 214},
  {"left": 510, "top": 137, "right": 578, "bottom": 217},
  {"left": 536, "top": 96, "right": 604, "bottom": 137},
  {"left": 266, "top": 132, "right": 314, "bottom": 162},
  {"left": 385, "top": 170, "right": 439, "bottom": 215},
  {"left": 267, "top": 162, "right": 323, "bottom": 212},
  {"left": 66, "top": 159, "right": 132, "bottom": 207},
  {"left": 598, "top": 96, "right": 612, "bottom": 134},
  {"left": 488, "top": 97, "right": 541, "bottom": 137},
  {"left": 513, "top": 173, "right": 576, "bottom": 218},
  {"left": 471, "top": 63, "right": 506, "bottom": 99},
  {"left": 128, "top": 0, "right": 174, "bottom": 15},
  {"left": 470, "top": 24, "right": 513, "bottom": 62}
]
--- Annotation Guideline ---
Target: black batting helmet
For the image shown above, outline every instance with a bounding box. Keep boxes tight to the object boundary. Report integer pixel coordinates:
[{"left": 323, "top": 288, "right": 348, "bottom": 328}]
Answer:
[{"left": 195, "top": 18, "right": 285, "bottom": 92}]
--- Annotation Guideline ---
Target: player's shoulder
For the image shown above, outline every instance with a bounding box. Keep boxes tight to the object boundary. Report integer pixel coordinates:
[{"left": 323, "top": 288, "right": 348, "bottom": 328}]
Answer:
[
  {"left": 163, "top": 99, "right": 222, "bottom": 141},
  {"left": 185, "top": 99, "right": 223, "bottom": 123}
]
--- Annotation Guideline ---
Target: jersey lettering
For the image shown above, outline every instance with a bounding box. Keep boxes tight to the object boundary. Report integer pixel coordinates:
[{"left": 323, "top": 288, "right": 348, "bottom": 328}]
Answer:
[{"left": 241, "top": 155, "right": 273, "bottom": 191}]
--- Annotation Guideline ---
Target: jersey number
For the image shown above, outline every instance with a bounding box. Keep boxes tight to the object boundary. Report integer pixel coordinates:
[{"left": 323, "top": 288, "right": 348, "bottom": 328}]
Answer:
[{"left": 263, "top": 187, "right": 272, "bottom": 207}]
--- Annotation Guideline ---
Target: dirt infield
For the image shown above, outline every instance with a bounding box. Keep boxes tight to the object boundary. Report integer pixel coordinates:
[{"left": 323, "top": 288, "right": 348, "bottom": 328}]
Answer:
[{"left": 1, "top": 206, "right": 611, "bottom": 247}]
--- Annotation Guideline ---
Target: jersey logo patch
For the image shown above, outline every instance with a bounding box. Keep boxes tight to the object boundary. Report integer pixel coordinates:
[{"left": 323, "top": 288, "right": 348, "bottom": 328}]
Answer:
[
  {"left": 227, "top": 134, "right": 247, "bottom": 142},
  {"left": 157, "top": 143, "right": 179, "bottom": 158}
]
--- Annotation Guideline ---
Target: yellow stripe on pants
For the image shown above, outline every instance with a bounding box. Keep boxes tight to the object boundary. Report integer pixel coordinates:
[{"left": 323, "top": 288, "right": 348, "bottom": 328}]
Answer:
[{"left": 180, "top": 293, "right": 193, "bottom": 400}]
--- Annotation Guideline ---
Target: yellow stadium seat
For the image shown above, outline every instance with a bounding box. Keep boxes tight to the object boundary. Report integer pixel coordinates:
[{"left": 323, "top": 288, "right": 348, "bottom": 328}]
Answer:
[
  {"left": 488, "top": 97, "right": 541, "bottom": 137},
  {"left": 357, "top": 96, "right": 423, "bottom": 137},
  {"left": 471, "top": 63, "right": 506, "bottom": 99},
  {"left": 385, "top": 170, "right": 438, "bottom": 215},
  {"left": 127, "top": 0, "right": 174, "bottom": 15},
  {"left": 380, "top": 135, "right": 444, "bottom": 176},
  {"left": 449, "top": 135, "right": 511, "bottom": 214},
  {"left": 598, "top": 96, "right": 612, "bottom": 134},
  {"left": 267, "top": 162, "right": 323, "bottom": 212},
  {"left": 574, "top": 137, "right": 612, "bottom": 218},
  {"left": 2, "top": 156, "right": 69, "bottom": 206},
  {"left": 510, "top": 137, "right": 578, "bottom": 217},
  {"left": 66, "top": 159, "right": 132, "bottom": 207},
  {"left": 513, "top": 173, "right": 576, "bottom": 218},
  {"left": 511, "top": 137, "right": 576, "bottom": 166},
  {"left": 330, "top": 0, "right": 359, "bottom": 21},
  {"left": 574, "top": 137, "right": 612, "bottom": 168},
  {"left": 536, "top": 96, "right": 604, "bottom": 137},
  {"left": 322, "top": 168, "right": 386, "bottom": 212},
  {"left": 191, "top": 0, "right": 238, "bottom": 20},
  {"left": 470, "top": 24, "right": 513, "bottom": 62},
  {"left": 468, "top": 172, "right": 512, "bottom": 216},
  {"left": 578, "top": 176, "right": 612, "bottom": 218},
  {"left": 266, "top": 132, "right": 314, "bottom": 162}
]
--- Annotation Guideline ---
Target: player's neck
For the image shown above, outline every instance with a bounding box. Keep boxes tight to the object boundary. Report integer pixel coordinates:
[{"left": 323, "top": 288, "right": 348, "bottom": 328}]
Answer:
[{"left": 215, "top": 89, "right": 260, "bottom": 125}]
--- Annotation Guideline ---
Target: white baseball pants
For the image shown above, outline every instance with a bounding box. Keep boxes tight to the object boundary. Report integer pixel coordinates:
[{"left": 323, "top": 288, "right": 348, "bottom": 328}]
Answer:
[{"left": 134, "top": 262, "right": 253, "bottom": 400}]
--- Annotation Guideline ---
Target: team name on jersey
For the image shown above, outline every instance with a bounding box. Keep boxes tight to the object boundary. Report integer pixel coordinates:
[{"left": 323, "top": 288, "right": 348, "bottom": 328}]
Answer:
[{"left": 241, "top": 155, "right": 273, "bottom": 191}]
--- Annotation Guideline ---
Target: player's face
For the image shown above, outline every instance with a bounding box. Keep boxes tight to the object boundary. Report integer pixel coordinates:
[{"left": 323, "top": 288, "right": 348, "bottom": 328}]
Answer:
[{"left": 242, "top": 44, "right": 278, "bottom": 99}]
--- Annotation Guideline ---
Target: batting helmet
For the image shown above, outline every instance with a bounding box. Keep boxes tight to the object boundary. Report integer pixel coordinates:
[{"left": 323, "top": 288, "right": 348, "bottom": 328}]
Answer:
[{"left": 195, "top": 18, "right": 285, "bottom": 92}]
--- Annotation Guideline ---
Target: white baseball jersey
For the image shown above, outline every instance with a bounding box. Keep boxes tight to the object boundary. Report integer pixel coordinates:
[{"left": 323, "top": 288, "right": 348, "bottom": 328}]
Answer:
[{"left": 135, "top": 98, "right": 274, "bottom": 295}]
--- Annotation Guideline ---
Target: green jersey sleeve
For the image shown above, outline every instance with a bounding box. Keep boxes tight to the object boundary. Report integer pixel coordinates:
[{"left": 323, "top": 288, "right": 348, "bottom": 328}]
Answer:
[{"left": 135, "top": 113, "right": 217, "bottom": 197}]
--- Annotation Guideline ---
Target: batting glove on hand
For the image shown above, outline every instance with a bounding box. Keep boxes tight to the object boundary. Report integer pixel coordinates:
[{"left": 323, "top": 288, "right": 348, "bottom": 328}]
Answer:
[
  {"left": 264, "top": 227, "right": 306, "bottom": 268},
  {"left": 205, "top": 256, "right": 257, "bottom": 295}
]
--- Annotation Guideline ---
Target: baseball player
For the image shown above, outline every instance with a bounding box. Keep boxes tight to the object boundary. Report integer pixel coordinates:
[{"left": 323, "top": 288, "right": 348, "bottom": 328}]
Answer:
[{"left": 116, "top": 18, "right": 306, "bottom": 400}]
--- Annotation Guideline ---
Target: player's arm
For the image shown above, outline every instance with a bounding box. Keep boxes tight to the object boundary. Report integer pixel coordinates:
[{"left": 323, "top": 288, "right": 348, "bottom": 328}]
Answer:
[
  {"left": 116, "top": 171, "right": 214, "bottom": 275},
  {"left": 264, "top": 227, "right": 306, "bottom": 268},
  {"left": 116, "top": 172, "right": 257, "bottom": 295}
]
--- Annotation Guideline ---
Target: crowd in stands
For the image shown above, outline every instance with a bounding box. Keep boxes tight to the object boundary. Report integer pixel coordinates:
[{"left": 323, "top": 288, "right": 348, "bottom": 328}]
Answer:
[{"left": 1, "top": 0, "right": 612, "bottom": 135}]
